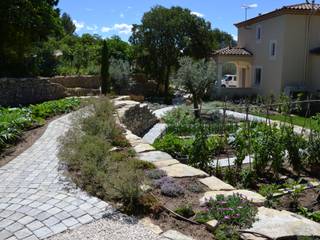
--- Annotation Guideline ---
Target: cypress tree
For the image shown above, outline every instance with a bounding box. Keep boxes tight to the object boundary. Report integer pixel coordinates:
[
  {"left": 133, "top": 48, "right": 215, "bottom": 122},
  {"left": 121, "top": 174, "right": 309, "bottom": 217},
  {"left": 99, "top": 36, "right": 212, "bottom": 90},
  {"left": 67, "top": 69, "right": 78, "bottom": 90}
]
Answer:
[{"left": 101, "top": 40, "right": 110, "bottom": 95}]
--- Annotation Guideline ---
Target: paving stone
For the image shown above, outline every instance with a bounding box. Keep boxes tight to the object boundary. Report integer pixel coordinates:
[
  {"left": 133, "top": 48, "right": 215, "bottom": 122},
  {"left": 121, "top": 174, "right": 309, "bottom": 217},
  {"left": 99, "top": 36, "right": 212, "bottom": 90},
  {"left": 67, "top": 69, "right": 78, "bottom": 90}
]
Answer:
[
  {"left": 0, "top": 229, "right": 13, "bottom": 239},
  {"left": 77, "top": 214, "right": 93, "bottom": 224},
  {"left": 35, "top": 212, "right": 51, "bottom": 221},
  {"left": 199, "top": 176, "right": 235, "bottom": 191},
  {"left": 55, "top": 211, "right": 71, "bottom": 221},
  {"left": 200, "top": 190, "right": 266, "bottom": 206},
  {"left": 6, "top": 222, "right": 24, "bottom": 233},
  {"left": 0, "top": 210, "right": 14, "bottom": 218},
  {"left": 62, "top": 218, "right": 79, "bottom": 227},
  {"left": 152, "top": 159, "right": 180, "bottom": 168},
  {"left": 14, "top": 228, "right": 33, "bottom": 239},
  {"left": 245, "top": 207, "right": 320, "bottom": 239},
  {"left": 43, "top": 216, "right": 60, "bottom": 227},
  {"left": 33, "top": 226, "right": 52, "bottom": 239},
  {"left": 18, "top": 216, "right": 35, "bottom": 225},
  {"left": 142, "top": 123, "right": 167, "bottom": 144},
  {"left": 138, "top": 151, "right": 173, "bottom": 163},
  {"left": 161, "top": 164, "right": 209, "bottom": 178},
  {"left": 50, "top": 223, "right": 67, "bottom": 234},
  {"left": 161, "top": 230, "right": 194, "bottom": 240},
  {"left": 26, "top": 221, "right": 44, "bottom": 231},
  {"left": 0, "top": 219, "right": 14, "bottom": 228},
  {"left": 133, "top": 144, "right": 155, "bottom": 153}
]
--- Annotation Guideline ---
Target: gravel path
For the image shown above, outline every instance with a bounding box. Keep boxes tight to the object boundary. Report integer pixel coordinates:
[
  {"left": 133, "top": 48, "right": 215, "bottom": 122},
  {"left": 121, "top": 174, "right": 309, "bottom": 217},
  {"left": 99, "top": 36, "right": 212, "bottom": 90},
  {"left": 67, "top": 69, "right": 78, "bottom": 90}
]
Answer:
[{"left": 0, "top": 111, "right": 161, "bottom": 240}]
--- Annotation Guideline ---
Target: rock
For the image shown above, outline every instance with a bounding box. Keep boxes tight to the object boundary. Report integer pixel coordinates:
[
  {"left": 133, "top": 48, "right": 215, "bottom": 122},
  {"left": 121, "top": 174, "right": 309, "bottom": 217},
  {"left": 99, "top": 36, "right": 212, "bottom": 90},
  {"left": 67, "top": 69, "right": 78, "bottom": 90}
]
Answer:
[
  {"left": 161, "top": 230, "right": 194, "bottom": 240},
  {"left": 138, "top": 151, "right": 173, "bottom": 162},
  {"left": 153, "top": 159, "right": 180, "bottom": 168},
  {"left": 205, "top": 220, "right": 219, "bottom": 232},
  {"left": 134, "top": 144, "right": 155, "bottom": 153},
  {"left": 113, "top": 100, "right": 139, "bottom": 108},
  {"left": 199, "top": 176, "right": 235, "bottom": 191},
  {"left": 143, "top": 123, "right": 167, "bottom": 144},
  {"left": 240, "top": 233, "right": 268, "bottom": 240},
  {"left": 139, "top": 217, "right": 163, "bottom": 235},
  {"left": 153, "top": 106, "right": 176, "bottom": 119},
  {"left": 245, "top": 207, "right": 320, "bottom": 239},
  {"left": 161, "top": 164, "right": 209, "bottom": 178},
  {"left": 113, "top": 96, "right": 130, "bottom": 101},
  {"left": 200, "top": 190, "right": 265, "bottom": 206}
]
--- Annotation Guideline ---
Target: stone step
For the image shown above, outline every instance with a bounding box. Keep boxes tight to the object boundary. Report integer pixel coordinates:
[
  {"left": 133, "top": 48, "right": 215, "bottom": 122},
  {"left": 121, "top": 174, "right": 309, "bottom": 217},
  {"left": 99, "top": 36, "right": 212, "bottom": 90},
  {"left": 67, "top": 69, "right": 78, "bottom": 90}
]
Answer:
[
  {"left": 138, "top": 151, "right": 174, "bottom": 162},
  {"left": 199, "top": 176, "right": 235, "bottom": 191},
  {"left": 133, "top": 144, "right": 155, "bottom": 153},
  {"left": 142, "top": 123, "right": 167, "bottom": 144},
  {"left": 160, "top": 163, "right": 209, "bottom": 178}
]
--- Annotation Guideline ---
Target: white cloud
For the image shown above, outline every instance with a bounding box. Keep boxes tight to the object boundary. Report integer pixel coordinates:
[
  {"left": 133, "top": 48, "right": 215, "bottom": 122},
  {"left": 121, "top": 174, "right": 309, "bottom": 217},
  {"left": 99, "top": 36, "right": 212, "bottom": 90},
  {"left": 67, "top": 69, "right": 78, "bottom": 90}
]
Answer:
[
  {"left": 73, "top": 20, "right": 85, "bottom": 32},
  {"left": 232, "top": 34, "right": 238, "bottom": 41},
  {"left": 86, "top": 25, "right": 98, "bottom": 31},
  {"left": 113, "top": 23, "right": 133, "bottom": 34},
  {"left": 191, "top": 11, "right": 204, "bottom": 18},
  {"left": 85, "top": 8, "right": 93, "bottom": 12},
  {"left": 101, "top": 26, "right": 112, "bottom": 33},
  {"left": 120, "top": 13, "right": 125, "bottom": 18},
  {"left": 100, "top": 23, "right": 133, "bottom": 35},
  {"left": 241, "top": 3, "right": 258, "bottom": 9}
]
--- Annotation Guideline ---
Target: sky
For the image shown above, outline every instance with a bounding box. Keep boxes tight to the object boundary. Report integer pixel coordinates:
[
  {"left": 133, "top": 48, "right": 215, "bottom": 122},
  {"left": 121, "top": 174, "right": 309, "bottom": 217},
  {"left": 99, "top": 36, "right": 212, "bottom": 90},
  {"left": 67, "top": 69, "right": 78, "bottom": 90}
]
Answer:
[{"left": 57, "top": 0, "right": 306, "bottom": 41}]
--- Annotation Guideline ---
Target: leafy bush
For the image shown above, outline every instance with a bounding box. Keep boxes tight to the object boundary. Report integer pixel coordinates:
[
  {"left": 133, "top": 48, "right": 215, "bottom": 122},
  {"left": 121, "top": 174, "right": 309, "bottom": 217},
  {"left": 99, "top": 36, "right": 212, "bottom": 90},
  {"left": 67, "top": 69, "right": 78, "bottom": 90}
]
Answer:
[
  {"left": 160, "top": 181, "right": 185, "bottom": 197},
  {"left": 175, "top": 205, "right": 195, "bottom": 218},
  {"left": 195, "top": 194, "right": 258, "bottom": 228},
  {"left": 187, "top": 182, "right": 205, "bottom": 193},
  {"left": 0, "top": 98, "right": 80, "bottom": 152},
  {"left": 298, "top": 207, "right": 320, "bottom": 223},
  {"left": 146, "top": 169, "right": 167, "bottom": 179},
  {"left": 214, "top": 224, "right": 241, "bottom": 240},
  {"left": 153, "top": 133, "right": 193, "bottom": 158},
  {"left": 258, "top": 184, "right": 279, "bottom": 208}
]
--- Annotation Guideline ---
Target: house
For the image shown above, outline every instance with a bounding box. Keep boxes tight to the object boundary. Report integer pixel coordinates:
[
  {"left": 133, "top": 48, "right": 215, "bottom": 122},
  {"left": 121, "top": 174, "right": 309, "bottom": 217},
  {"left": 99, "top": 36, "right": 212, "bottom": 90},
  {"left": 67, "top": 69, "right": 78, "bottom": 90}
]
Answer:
[{"left": 213, "top": 2, "right": 320, "bottom": 97}]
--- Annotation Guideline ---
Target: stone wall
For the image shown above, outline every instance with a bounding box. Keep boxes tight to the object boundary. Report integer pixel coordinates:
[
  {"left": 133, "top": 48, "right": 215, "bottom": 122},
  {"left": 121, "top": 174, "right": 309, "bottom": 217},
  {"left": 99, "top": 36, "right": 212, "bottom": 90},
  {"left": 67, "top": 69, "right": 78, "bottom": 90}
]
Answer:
[
  {"left": 121, "top": 103, "right": 159, "bottom": 137},
  {"left": 49, "top": 75, "right": 100, "bottom": 89},
  {"left": 0, "top": 78, "right": 67, "bottom": 107}
]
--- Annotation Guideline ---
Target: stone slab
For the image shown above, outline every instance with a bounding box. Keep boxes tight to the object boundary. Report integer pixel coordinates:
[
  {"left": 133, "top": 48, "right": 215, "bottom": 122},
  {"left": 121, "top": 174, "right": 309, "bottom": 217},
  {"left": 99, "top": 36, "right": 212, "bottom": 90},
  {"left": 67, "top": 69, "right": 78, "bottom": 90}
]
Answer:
[
  {"left": 161, "top": 164, "right": 209, "bottom": 178},
  {"left": 199, "top": 176, "right": 235, "bottom": 191},
  {"left": 138, "top": 151, "right": 173, "bottom": 163},
  {"left": 142, "top": 123, "right": 167, "bottom": 144},
  {"left": 200, "top": 190, "right": 265, "bottom": 206},
  {"left": 205, "top": 220, "right": 218, "bottom": 232},
  {"left": 161, "top": 230, "right": 194, "bottom": 240},
  {"left": 153, "top": 106, "right": 176, "bottom": 119},
  {"left": 245, "top": 207, "right": 320, "bottom": 239},
  {"left": 134, "top": 144, "right": 155, "bottom": 153},
  {"left": 153, "top": 159, "right": 180, "bottom": 168},
  {"left": 139, "top": 217, "right": 163, "bottom": 235}
]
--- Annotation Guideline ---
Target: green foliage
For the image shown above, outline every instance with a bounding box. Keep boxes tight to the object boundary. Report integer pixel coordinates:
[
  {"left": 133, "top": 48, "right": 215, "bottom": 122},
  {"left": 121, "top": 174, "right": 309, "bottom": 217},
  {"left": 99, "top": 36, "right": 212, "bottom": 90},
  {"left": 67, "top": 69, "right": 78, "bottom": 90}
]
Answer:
[
  {"left": 130, "top": 6, "right": 214, "bottom": 96},
  {"left": 153, "top": 133, "right": 193, "bottom": 158},
  {"left": 298, "top": 207, "right": 320, "bottom": 223},
  {"left": 187, "top": 182, "right": 205, "bottom": 193},
  {"left": 59, "top": 97, "right": 149, "bottom": 214},
  {"left": 195, "top": 194, "right": 258, "bottom": 228},
  {"left": 306, "top": 114, "right": 320, "bottom": 169},
  {"left": 101, "top": 40, "right": 111, "bottom": 94},
  {"left": 109, "top": 58, "right": 131, "bottom": 93},
  {"left": 214, "top": 224, "right": 241, "bottom": 240},
  {"left": 0, "top": 98, "right": 80, "bottom": 152},
  {"left": 189, "top": 124, "right": 210, "bottom": 171},
  {"left": 0, "top": 0, "right": 63, "bottom": 77},
  {"left": 173, "top": 57, "right": 216, "bottom": 117},
  {"left": 61, "top": 13, "right": 76, "bottom": 35},
  {"left": 258, "top": 184, "right": 279, "bottom": 208},
  {"left": 174, "top": 205, "right": 195, "bottom": 218}
]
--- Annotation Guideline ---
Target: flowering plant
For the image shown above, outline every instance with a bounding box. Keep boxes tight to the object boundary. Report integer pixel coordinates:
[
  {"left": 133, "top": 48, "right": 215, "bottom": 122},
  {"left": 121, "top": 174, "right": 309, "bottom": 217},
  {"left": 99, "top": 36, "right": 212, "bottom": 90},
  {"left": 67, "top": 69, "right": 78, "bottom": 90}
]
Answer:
[{"left": 195, "top": 194, "right": 258, "bottom": 228}]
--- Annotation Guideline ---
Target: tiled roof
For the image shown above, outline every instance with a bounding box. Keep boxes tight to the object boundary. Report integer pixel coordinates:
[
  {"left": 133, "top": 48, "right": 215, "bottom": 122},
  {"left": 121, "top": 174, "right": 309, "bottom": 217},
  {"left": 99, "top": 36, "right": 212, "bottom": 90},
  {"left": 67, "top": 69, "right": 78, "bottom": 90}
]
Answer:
[
  {"left": 283, "top": 3, "right": 320, "bottom": 10},
  {"left": 235, "top": 2, "right": 320, "bottom": 27},
  {"left": 214, "top": 47, "right": 253, "bottom": 56}
]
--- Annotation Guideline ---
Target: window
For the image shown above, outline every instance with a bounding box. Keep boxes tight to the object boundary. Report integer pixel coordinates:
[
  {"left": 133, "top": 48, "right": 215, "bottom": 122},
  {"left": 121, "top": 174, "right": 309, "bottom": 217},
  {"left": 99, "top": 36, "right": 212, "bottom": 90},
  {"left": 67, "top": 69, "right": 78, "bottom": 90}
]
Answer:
[
  {"left": 255, "top": 67, "right": 262, "bottom": 85},
  {"left": 269, "top": 40, "right": 277, "bottom": 59},
  {"left": 256, "top": 25, "right": 262, "bottom": 42}
]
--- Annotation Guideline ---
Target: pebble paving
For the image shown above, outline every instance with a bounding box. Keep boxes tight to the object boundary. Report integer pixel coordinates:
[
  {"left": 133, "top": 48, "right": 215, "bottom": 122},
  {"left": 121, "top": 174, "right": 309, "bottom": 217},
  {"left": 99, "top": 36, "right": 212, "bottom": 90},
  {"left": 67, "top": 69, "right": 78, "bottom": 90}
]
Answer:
[{"left": 0, "top": 113, "right": 119, "bottom": 239}]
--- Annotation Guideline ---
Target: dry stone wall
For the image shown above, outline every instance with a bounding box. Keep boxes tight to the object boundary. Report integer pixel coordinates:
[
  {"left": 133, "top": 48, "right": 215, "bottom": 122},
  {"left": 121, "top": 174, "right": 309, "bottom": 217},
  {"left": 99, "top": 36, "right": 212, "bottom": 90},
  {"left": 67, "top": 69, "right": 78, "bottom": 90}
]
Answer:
[
  {"left": 49, "top": 75, "right": 100, "bottom": 89},
  {"left": 0, "top": 78, "right": 67, "bottom": 107}
]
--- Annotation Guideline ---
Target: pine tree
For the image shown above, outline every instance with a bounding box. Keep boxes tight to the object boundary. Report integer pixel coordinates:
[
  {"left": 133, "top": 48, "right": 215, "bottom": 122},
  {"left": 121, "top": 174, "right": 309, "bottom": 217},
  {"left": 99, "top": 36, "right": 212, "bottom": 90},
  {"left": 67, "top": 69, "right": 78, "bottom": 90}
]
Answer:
[{"left": 101, "top": 40, "right": 110, "bottom": 95}]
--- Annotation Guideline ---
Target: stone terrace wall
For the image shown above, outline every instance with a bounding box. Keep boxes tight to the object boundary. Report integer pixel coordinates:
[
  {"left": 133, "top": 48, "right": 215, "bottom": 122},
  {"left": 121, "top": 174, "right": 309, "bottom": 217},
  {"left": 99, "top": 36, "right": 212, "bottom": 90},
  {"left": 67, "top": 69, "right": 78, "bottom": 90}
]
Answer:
[
  {"left": 0, "top": 78, "right": 67, "bottom": 107},
  {"left": 49, "top": 75, "right": 100, "bottom": 89}
]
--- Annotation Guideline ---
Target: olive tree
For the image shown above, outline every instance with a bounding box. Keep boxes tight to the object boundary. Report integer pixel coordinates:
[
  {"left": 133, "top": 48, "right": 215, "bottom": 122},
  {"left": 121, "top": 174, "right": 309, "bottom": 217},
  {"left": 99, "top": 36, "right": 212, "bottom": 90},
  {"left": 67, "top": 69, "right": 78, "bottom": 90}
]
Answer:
[
  {"left": 173, "top": 57, "right": 217, "bottom": 118},
  {"left": 109, "top": 58, "right": 131, "bottom": 94}
]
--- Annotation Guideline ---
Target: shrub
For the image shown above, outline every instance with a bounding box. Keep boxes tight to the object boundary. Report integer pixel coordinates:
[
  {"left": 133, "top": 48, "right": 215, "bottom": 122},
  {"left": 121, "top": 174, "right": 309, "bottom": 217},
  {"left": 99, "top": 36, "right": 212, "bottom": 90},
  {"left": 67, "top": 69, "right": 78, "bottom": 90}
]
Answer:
[
  {"left": 187, "top": 182, "right": 205, "bottom": 193},
  {"left": 153, "top": 176, "right": 174, "bottom": 188},
  {"left": 160, "top": 181, "right": 185, "bottom": 197},
  {"left": 207, "top": 135, "right": 226, "bottom": 156},
  {"left": 153, "top": 133, "right": 192, "bottom": 158},
  {"left": 258, "top": 184, "right": 279, "bottom": 208},
  {"left": 195, "top": 194, "right": 258, "bottom": 228},
  {"left": 146, "top": 169, "right": 167, "bottom": 179},
  {"left": 175, "top": 205, "right": 195, "bottom": 218},
  {"left": 129, "top": 159, "right": 156, "bottom": 170},
  {"left": 214, "top": 224, "right": 241, "bottom": 240}
]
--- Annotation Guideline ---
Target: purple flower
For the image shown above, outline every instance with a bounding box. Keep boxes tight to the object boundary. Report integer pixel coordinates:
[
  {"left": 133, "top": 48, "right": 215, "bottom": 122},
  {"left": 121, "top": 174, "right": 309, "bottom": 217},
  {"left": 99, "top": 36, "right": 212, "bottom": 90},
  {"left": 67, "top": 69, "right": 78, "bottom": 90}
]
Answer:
[{"left": 224, "top": 215, "right": 231, "bottom": 220}]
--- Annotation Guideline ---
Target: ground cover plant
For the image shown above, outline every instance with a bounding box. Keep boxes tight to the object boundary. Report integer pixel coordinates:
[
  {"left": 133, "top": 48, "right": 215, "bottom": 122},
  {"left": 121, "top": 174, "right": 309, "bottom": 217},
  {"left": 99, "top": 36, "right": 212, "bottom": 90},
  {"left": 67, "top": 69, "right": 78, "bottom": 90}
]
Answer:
[
  {"left": 0, "top": 98, "right": 81, "bottom": 152},
  {"left": 58, "top": 97, "right": 156, "bottom": 214}
]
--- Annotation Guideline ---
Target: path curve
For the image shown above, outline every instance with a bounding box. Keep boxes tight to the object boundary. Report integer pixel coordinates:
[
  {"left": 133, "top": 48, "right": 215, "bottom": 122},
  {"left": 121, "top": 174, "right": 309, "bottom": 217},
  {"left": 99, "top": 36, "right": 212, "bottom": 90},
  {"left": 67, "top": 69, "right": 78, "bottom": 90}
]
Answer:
[{"left": 0, "top": 112, "right": 160, "bottom": 240}]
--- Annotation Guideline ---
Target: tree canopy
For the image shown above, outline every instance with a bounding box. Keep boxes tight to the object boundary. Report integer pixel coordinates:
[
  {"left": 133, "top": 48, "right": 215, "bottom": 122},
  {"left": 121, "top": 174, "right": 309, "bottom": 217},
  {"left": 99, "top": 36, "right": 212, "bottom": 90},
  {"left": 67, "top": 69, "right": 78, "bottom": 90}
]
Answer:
[
  {"left": 61, "top": 13, "right": 76, "bottom": 35},
  {"left": 130, "top": 6, "right": 214, "bottom": 97},
  {"left": 0, "top": 0, "right": 62, "bottom": 76}
]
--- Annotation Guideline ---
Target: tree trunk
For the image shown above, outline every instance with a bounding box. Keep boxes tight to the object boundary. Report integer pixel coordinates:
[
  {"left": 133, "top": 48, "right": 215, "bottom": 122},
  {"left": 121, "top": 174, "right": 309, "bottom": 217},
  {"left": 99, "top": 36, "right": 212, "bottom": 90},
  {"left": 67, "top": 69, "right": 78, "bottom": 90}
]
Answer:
[{"left": 193, "top": 94, "right": 200, "bottom": 118}]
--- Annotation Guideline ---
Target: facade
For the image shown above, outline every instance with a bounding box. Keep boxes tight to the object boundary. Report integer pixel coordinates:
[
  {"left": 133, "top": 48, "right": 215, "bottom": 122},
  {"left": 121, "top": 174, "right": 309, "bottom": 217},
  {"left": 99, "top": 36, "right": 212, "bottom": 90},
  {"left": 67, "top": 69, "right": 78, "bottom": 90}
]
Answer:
[{"left": 214, "top": 3, "right": 320, "bottom": 97}]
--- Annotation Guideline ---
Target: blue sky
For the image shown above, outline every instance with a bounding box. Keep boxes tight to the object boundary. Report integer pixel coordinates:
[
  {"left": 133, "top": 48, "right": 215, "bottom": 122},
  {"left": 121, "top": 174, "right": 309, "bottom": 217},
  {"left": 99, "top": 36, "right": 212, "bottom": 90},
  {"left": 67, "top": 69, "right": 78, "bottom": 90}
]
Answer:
[{"left": 58, "top": 0, "right": 303, "bottom": 41}]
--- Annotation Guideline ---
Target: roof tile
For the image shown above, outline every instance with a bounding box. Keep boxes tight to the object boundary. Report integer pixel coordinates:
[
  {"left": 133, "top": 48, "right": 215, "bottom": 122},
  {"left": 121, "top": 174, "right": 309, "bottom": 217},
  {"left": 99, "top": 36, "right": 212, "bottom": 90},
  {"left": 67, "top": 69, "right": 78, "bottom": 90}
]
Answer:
[{"left": 214, "top": 47, "right": 253, "bottom": 56}]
